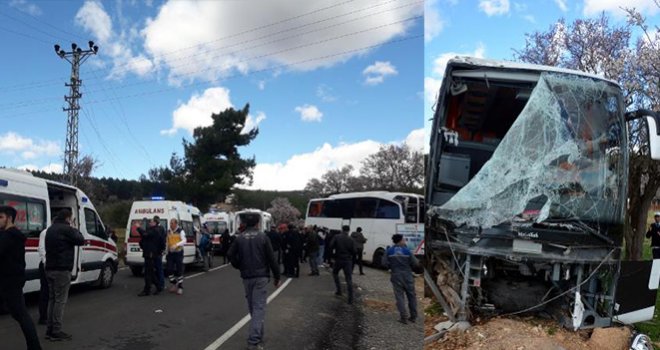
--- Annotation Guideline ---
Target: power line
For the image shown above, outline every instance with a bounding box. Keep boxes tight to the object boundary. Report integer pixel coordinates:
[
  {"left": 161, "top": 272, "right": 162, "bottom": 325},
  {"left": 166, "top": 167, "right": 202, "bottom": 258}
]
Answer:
[
  {"left": 0, "top": 0, "right": 417, "bottom": 91},
  {"left": 0, "top": 10, "right": 70, "bottom": 42},
  {"left": 7, "top": 4, "right": 87, "bottom": 41},
  {"left": 0, "top": 24, "right": 51, "bottom": 44},
  {"left": 0, "top": 15, "right": 421, "bottom": 110}
]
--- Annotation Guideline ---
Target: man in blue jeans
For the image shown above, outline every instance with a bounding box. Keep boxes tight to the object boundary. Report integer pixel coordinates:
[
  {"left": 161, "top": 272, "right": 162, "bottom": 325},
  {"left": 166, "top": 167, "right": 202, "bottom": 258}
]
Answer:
[
  {"left": 228, "top": 213, "right": 280, "bottom": 350},
  {"left": 382, "top": 234, "right": 419, "bottom": 324}
]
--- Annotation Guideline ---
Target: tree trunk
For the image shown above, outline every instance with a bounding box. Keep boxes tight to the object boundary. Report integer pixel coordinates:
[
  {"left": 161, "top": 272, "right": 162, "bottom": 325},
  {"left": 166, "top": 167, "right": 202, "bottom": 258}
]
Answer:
[{"left": 626, "top": 177, "right": 660, "bottom": 260}]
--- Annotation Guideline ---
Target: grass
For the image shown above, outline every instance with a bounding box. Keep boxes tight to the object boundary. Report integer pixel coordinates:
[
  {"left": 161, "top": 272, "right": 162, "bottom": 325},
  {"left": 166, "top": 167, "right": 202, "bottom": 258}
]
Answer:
[
  {"left": 425, "top": 300, "right": 444, "bottom": 317},
  {"left": 632, "top": 210, "right": 660, "bottom": 342}
]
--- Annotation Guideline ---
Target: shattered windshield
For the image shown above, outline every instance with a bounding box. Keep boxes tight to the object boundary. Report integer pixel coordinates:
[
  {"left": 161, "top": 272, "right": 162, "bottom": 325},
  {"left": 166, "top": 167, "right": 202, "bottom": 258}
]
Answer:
[{"left": 432, "top": 72, "right": 626, "bottom": 229}]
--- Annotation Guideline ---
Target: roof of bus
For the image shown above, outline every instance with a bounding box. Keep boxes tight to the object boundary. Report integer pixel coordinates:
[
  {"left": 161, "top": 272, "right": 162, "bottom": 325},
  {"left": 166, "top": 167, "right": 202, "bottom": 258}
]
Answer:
[
  {"left": 316, "top": 191, "right": 424, "bottom": 201},
  {"left": 446, "top": 56, "right": 620, "bottom": 86}
]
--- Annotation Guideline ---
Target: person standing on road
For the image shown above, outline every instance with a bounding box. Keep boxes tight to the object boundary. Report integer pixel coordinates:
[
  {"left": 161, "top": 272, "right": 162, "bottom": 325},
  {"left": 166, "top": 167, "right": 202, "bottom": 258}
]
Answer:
[
  {"left": 166, "top": 218, "right": 186, "bottom": 295},
  {"left": 227, "top": 213, "right": 280, "bottom": 350},
  {"left": 0, "top": 205, "right": 42, "bottom": 350},
  {"left": 154, "top": 221, "right": 166, "bottom": 292},
  {"left": 305, "top": 226, "right": 320, "bottom": 276},
  {"left": 266, "top": 225, "right": 281, "bottom": 267},
  {"left": 323, "top": 229, "right": 337, "bottom": 268},
  {"left": 316, "top": 226, "right": 326, "bottom": 267},
  {"left": 647, "top": 212, "right": 660, "bottom": 259},
  {"left": 220, "top": 228, "right": 231, "bottom": 265},
  {"left": 45, "top": 209, "right": 85, "bottom": 341},
  {"left": 350, "top": 227, "right": 367, "bottom": 276},
  {"left": 135, "top": 216, "right": 164, "bottom": 296},
  {"left": 329, "top": 225, "right": 356, "bottom": 304},
  {"left": 37, "top": 227, "right": 48, "bottom": 325},
  {"left": 382, "top": 234, "right": 419, "bottom": 324}
]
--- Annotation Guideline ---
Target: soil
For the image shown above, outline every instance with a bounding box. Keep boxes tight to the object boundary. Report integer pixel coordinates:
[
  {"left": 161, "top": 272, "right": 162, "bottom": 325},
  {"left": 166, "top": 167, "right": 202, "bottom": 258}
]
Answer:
[{"left": 424, "top": 316, "right": 633, "bottom": 350}]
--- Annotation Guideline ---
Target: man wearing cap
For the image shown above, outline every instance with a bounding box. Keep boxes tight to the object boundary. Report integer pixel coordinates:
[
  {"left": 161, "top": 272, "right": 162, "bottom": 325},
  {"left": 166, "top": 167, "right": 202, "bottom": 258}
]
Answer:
[
  {"left": 382, "top": 234, "right": 420, "bottom": 324},
  {"left": 227, "top": 213, "right": 280, "bottom": 350},
  {"left": 0, "top": 205, "right": 42, "bottom": 349},
  {"left": 647, "top": 212, "right": 660, "bottom": 259},
  {"left": 135, "top": 216, "right": 165, "bottom": 296}
]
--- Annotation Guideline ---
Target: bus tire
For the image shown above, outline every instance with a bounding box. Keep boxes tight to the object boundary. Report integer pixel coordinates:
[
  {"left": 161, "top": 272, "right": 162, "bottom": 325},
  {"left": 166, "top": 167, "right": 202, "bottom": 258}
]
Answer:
[
  {"left": 130, "top": 265, "right": 142, "bottom": 277},
  {"left": 372, "top": 249, "right": 385, "bottom": 269},
  {"left": 97, "top": 261, "right": 115, "bottom": 289}
]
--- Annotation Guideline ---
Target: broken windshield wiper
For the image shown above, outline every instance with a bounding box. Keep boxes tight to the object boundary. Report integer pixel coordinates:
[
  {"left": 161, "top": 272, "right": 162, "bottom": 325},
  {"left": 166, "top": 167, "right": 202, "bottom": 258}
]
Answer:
[{"left": 541, "top": 217, "right": 614, "bottom": 245}]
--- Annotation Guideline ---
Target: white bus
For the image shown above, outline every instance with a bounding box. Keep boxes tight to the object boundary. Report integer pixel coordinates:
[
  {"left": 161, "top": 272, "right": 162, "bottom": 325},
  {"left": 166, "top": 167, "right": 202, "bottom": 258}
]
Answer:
[
  {"left": 305, "top": 191, "right": 424, "bottom": 266},
  {"left": 233, "top": 209, "right": 272, "bottom": 234},
  {"left": 0, "top": 169, "right": 118, "bottom": 293},
  {"left": 202, "top": 211, "right": 233, "bottom": 252},
  {"left": 124, "top": 199, "right": 200, "bottom": 276}
]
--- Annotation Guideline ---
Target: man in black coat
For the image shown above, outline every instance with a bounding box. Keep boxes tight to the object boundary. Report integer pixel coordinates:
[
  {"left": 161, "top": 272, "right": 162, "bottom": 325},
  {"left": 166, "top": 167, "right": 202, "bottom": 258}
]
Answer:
[
  {"left": 0, "top": 205, "right": 42, "bottom": 350},
  {"left": 647, "top": 212, "right": 660, "bottom": 259},
  {"left": 221, "top": 229, "right": 231, "bottom": 265},
  {"left": 45, "top": 209, "right": 85, "bottom": 341},
  {"left": 329, "top": 225, "right": 356, "bottom": 304},
  {"left": 136, "top": 216, "right": 165, "bottom": 296},
  {"left": 266, "top": 225, "right": 281, "bottom": 266},
  {"left": 282, "top": 224, "right": 302, "bottom": 277}
]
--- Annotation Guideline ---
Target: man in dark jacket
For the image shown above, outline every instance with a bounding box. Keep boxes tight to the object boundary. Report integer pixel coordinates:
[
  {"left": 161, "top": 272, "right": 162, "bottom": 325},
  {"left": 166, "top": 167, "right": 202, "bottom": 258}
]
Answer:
[
  {"left": 136, "top": 216, "right": 165, "bottom": 296},
  {"left": 0, "top": 205, "right": 42, "bottom": 350},
  {"left": 382, "top": 234, "right": 419, "bottom": 324},
  {"left": 266, "top": 225, "right": 281, "bottom": 266},
  {"left": 305, "top": 226, "right": 320, "bottom": 276},
  {"left": 45, "top": 209, "right": 85, "bottom": 341},
  {"left": 350, "top": 227, "right": 367, "bottom": 275},
  {"left": 647, "top": 212, "right": 660, "bottom": 259},
  {"left": 220, "top": 228, "right": 231, "bottom": 265},
  {"left": 329, "top": 225, "right": 356, "bottom": 304},
  {"left": 227, "top": 213, "right": 280, "bottom": 350},
  {"left": 283, "top": 224, "right": 302, "bottom": 277}
]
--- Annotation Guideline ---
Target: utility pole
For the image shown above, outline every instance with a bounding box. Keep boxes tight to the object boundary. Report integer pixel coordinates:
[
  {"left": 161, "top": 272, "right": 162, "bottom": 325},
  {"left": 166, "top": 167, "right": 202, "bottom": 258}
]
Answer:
[{"left": 54, "top": 41, "right": 98, "bottom": 186}]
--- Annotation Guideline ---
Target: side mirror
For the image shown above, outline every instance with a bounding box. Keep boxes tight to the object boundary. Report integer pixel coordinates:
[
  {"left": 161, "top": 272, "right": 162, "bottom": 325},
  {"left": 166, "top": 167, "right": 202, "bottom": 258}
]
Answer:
[{"left": 626, "top": 109, "right": 660, "bottom": 160}]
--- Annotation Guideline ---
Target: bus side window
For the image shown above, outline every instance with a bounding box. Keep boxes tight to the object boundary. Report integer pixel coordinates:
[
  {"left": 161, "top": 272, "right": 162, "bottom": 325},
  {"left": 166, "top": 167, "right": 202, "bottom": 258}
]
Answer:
[{"left": 376, "top": 200, "right": 400, "bottom": 219}]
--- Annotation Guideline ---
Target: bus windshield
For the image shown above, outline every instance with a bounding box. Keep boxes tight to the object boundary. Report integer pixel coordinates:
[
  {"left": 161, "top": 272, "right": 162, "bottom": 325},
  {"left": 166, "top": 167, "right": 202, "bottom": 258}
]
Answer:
[
  {"left": 432, "top": 72, "right": 626, "bottom": 229},
  {"left": 206, "top": 221, "right": 227, "bottom": 234}
]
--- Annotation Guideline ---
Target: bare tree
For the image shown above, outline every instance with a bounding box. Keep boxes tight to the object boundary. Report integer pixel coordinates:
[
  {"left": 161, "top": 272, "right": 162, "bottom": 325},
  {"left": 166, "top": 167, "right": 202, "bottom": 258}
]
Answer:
[
  {"left": 360, "top": 144, "right": 424, "bottom": 193},
  {"left": 514, "top": 10, "right": 660, "bottom": 259}
]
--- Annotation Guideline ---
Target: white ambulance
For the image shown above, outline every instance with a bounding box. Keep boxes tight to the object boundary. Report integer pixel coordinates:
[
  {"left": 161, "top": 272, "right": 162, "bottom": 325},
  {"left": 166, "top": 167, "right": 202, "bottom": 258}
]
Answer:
[
  {"left": 0, "top": 169, "right": 118, "bottom": 293},
  {"left": 233, "top": 209, "right": 272, "bottom": 234},
  {"left": 202, "top": 211, "right": 233, "bottom": 252},
  {"left": 124, "top": 199, "right": 200, "bottom": 276}
]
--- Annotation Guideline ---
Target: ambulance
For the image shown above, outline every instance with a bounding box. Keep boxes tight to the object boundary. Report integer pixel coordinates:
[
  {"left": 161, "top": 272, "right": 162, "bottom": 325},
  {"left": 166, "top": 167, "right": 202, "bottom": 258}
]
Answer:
[
  {"left": 124, "top": 199, "right": 201, "bottom": 276},
  {"left": 233, "top": 209, "right": 272, "bottom": 234},
  {"left": 202, "top": 211, "right": 233, "bottom": 253},
  {"left": 0, "top": 168, "right": 118, "bottom": 293}
]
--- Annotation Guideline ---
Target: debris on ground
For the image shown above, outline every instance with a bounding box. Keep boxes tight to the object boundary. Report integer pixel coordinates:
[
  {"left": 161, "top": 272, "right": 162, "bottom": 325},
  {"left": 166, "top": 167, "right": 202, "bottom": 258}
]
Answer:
[{"left": 424, "top": 316, "right": 633, "bottom": 350}]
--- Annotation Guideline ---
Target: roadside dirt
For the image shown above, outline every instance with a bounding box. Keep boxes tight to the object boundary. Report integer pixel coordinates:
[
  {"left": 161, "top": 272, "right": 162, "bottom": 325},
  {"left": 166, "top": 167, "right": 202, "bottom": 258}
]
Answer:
[{"left": 424, "top": 315, "right": 633, "bottom": 350}]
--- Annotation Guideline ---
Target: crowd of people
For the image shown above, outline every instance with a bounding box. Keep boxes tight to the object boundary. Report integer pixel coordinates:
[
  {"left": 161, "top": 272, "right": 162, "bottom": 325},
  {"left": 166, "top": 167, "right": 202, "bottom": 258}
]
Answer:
[{"left": 0, "top": 206, "right": 419, "bottom": 350}]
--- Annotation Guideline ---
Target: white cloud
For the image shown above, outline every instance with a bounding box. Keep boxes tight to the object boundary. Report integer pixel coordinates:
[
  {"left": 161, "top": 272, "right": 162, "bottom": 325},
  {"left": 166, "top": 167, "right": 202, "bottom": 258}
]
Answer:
[
  {"left": 141, "top": 0, "right": 422, "bottom": 84},
  {"left": 9, "top": 0, "right": 42, "bottom": 16},
  {"left": 432, "top": 42, "right": 486, "bottom": 77},
  {"left": 584, "top": 0, "right": 659, "bottom": 16},
  {"left": 404, "top": 128, "right": 425, "bottom": 152},
  {"left": 295, "top": 104, "right": 323, "bottom": 122},
  {"left": 424, "top": 77, "right": 442, "bottom": 104},
  {"left": 478, "top": 0, "right": 510, "bottom": 16},
  {"left": 18, "top": 164, "right": 63, "bottom": 174},
  {"left": 316, "top": 84, "right": 337, "bottom": 102},
  {"left": 523, "top": 15, "right": 536, "bottom": 23},
  {"left": 424, "top": 0, "right": 444, "bottom": 43},
  {"left": 245, "top": 129, "right": 423, "bottom": 190},
  {"left": 362, "top": 61, "right": 398, "bottom": 86},
  {"left": 162, "top": 86, "right": 265, "bottom": 135},
  {"left": 0, "top": 132, "right": 60, "bottom": 160},
  {"left": 75, "top": 1, "right": 154, "bottom": 79},
  {"left": 554, "top": 0, "right": 568, "bottom": 12},
  {"left": 257, "top": 80, "right": 266, "bottom": 90}
]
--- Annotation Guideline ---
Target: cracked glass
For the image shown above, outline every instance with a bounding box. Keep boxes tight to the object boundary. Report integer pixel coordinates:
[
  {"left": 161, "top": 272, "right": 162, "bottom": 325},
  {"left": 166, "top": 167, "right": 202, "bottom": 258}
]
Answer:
[{"left": 432, "top": 72, "right": 626, "bottom": 229}]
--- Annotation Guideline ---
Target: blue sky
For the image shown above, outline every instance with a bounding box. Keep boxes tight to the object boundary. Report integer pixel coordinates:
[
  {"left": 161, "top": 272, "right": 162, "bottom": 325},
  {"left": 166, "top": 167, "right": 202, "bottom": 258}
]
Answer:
[
  {"left": 0, "top": 0, "right": 424, "bottom": 190},
  {"left": 424, "top": 0, "right": 660, "bottom": 148}
]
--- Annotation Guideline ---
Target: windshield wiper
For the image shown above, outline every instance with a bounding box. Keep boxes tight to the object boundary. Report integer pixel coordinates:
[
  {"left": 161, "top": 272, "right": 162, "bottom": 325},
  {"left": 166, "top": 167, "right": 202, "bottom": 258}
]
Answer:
[{"left": 541, "top": 217, "right": 614, "bottom": 245}]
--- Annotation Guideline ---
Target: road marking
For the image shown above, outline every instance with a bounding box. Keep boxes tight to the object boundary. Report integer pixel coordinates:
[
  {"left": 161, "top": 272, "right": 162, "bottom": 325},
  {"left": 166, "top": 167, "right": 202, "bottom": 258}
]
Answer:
[
  {"left": 209, "top": 264, "right": 229, "bottom": 272},
  {"left": 203, "top": 278, "right": 293, "bottom": 350},
  {"left": 186, "top": 272, "right": 205, "bottom": 279},
  {"left": 119, "top": 267, "right": 127, "bottom": 271},
  {"left": 186, "top": 264, "right": 229, "bottom": 280}
]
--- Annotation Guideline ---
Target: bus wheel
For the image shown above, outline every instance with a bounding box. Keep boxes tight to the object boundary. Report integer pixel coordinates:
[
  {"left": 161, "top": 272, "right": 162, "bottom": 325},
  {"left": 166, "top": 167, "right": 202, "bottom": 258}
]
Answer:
[
  {"left": 130, "top": 266, "right": 143, "bottom": 277},
  {"left": 97, "top": 261, "right": 115, "bottom": 289},
  {"left": 372, "top": 249, "right": 384, "bottom": 269}
]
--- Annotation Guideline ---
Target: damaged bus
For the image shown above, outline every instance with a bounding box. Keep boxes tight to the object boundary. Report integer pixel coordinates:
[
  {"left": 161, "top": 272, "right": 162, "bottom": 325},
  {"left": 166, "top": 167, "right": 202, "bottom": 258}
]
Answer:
[{"left": 426, "top": 57, "right": 660, "bottom": 333}]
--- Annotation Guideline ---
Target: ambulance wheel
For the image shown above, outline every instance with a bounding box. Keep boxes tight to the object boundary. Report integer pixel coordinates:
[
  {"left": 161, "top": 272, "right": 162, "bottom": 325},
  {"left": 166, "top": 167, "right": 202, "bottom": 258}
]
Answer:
[
  {"left": 372, "top": 249, "right": 384, "bottom": 269},
  {"left": 130, "top": 266, "right": 143, "bottom": 277},
  {"left": 97, "top": 261, "right": 115, "bottom": 289}
]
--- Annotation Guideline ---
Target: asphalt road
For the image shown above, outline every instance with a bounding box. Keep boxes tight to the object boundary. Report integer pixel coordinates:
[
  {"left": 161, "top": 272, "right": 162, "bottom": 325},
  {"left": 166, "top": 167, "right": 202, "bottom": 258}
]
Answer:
[{"left": 0, "top": 259, "right": 373, "bottom": 350}]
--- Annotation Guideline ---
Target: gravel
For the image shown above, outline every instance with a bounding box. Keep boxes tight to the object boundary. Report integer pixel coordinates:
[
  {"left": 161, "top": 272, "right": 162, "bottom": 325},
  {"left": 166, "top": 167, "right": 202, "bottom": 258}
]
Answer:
[{"left": 352, "top": 266, "right": 424, "bottom": 350}]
